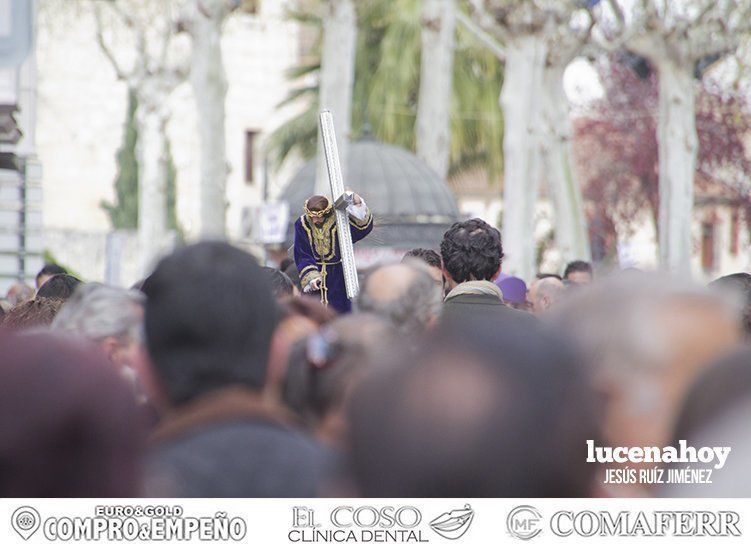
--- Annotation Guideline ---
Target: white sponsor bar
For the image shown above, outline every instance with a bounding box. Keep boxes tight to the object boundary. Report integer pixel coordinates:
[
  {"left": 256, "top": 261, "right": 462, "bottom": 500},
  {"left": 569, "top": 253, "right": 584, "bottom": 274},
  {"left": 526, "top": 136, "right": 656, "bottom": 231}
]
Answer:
[{"left": 1, "top": 499, "right": 749, "bottom": 543}]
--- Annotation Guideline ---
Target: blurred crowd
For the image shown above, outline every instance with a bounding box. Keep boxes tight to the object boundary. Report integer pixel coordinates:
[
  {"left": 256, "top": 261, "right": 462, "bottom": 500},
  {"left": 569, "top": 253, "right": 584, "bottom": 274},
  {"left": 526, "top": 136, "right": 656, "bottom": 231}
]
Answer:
[{"left": 1, "top": 218, "right": 751, "bottom": 498}]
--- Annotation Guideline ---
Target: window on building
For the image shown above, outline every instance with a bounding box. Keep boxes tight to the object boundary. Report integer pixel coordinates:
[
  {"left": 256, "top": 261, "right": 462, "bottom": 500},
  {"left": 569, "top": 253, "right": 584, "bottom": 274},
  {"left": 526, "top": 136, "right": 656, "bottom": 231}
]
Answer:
[
  {"left": 244, "top": 130, "right": 258, "bottom": 185},
  {"left": 730, "top": 208, "right": 740, "bottom": 256},
  {"left": 701, "top": 221, "right": 716, "bottom": 272}
]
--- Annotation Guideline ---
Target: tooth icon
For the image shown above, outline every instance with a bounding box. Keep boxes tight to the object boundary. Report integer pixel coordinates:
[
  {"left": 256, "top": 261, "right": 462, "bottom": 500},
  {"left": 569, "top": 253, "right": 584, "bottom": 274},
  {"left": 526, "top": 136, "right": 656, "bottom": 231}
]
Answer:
[{"left": 430, "top": 504, "right": 475, "bottom": 540}]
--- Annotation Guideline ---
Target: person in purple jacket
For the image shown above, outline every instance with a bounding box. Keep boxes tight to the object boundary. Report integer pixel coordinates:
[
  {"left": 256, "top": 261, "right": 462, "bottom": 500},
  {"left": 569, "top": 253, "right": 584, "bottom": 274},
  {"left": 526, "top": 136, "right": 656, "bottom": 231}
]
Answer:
[{"left": 293, "top": 193, "right": 373, "bottom": 314}]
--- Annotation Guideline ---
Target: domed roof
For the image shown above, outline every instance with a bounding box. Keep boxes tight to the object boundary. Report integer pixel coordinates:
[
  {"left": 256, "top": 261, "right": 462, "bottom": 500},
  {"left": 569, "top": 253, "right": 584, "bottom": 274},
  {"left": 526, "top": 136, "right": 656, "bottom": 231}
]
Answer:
[{"left": 280, "top": 138, "right": 460, "bottom": 248}]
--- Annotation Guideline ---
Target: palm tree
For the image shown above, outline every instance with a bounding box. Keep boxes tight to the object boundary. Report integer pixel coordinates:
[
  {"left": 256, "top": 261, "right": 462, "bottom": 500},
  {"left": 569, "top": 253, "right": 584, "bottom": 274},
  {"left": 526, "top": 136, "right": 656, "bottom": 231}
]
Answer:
[{"left": 267, "top": 0, "right": 504, "bottom": 179}]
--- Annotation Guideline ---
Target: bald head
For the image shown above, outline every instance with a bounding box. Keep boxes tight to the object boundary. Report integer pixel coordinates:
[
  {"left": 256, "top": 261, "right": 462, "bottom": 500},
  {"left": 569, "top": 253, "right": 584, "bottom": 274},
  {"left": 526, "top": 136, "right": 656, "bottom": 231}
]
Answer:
[
  {"left": 529, "top": 277, "right": 566, "bottom": 314},
  {"left": 364, "top": 264, "right": 420, "bottom": 304},
  {"left": 359, "top": 263, "right": 443, "bottom": 335}
]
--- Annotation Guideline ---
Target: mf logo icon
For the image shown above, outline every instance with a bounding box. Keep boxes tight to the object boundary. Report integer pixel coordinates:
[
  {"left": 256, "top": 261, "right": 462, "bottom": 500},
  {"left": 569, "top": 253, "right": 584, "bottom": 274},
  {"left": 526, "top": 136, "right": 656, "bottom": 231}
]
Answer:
[{"left": 506, "top": 505, "right": 543, "bottom": 540}]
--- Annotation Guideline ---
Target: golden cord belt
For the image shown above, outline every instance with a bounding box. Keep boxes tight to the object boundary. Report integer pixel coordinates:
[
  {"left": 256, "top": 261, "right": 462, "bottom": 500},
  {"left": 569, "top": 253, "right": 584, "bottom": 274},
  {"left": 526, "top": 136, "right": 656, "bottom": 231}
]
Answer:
[{"left": 316, "top": 260, "right": 341, "bottom": 306}]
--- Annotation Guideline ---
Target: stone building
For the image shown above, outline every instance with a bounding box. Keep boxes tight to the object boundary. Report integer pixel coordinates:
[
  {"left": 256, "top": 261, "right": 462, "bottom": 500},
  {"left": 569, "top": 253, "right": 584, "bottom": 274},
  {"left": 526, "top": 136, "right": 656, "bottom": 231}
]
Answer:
[{"left": 34, "top": 0, "right": 303, "bottom": 285}]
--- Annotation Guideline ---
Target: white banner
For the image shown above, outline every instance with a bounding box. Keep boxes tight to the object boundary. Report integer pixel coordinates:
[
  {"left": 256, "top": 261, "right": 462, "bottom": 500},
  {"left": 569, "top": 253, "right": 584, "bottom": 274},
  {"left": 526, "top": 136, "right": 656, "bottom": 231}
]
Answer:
[{"left": 0, "top": 499, "right": 748, "bottom": 543}]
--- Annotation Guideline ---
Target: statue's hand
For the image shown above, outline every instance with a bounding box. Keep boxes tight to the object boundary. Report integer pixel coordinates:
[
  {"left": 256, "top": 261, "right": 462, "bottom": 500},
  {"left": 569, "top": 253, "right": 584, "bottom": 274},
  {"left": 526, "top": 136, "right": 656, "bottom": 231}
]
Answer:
[
  {"left": 304, "top": 278, "right": 322, "bottom": 293},
  {"left": 345, "top": 187, "right": 362, "bottom": 206}
]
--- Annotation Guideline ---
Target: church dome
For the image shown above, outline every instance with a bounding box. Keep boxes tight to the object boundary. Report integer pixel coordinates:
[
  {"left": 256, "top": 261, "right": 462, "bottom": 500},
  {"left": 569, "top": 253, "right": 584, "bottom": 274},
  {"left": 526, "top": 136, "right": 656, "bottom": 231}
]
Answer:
[{"left": 280, "top": 138, "right": 460, "bottom": 249}]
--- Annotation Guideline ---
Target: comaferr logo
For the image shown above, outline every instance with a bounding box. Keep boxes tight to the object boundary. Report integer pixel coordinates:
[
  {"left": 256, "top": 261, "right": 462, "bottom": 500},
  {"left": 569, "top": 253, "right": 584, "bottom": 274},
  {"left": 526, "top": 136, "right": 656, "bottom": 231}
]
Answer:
[
  {"left": 507, "top": 506, "right": 543, "bottom": 540},
  {"left": 506, "top": 507, "right": 742, "bottom": 538},
  {"left": 550, "top": 511, "right": 741, "bottom": 537}
]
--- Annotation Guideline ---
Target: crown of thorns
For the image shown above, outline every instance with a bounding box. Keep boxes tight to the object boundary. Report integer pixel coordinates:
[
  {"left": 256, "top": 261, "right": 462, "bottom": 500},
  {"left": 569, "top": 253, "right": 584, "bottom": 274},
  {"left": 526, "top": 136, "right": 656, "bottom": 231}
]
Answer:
[{"left": 304, "top": 198, "right": 333, "bottom": 218}]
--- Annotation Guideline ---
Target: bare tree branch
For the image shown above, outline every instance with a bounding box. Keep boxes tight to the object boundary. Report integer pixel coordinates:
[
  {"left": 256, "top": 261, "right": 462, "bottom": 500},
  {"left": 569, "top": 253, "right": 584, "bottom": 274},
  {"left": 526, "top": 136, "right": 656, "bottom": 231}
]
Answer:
[
  {"left": 104, "top": 0, "right": 136, "bottom": 28},
  {"left": 134, "top": 24, "right": 149, "bottom": 76},
  {"left": 641, "top": 0, "right": 667, "bottom": 35},
  {"left": 577, "top": 8, "right": 596, "bottom": 49},
  {"left": 467, "top": 0, "right": 511, "bottom": 44},
  {"left": 606, "top": 0, "right": 625, "bottom": 33},
  {"left": 457, "top": 10, "right": 506, "bottom": 60},
  {"left": 591, "top": 0, "right": 642, "bottom": 53},
  {"left": 94, "top": 4, "right": 129, "bottom": 80},
  {"left": 694, "top": 0, "right": 719, "bottom": 26},
  {"left": 158, "top": 2, "right": 176, "bottom": 72}
]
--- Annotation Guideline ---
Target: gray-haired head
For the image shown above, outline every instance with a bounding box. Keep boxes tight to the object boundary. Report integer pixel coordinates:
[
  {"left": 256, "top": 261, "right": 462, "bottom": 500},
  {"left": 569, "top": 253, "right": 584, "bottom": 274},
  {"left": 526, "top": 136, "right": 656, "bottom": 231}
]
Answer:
[
  {"left": 52, "top": 283, "right": 145, "bottom": 345},
  {"left": 358, "top": 262, "right": 443, "bottom": 336}
]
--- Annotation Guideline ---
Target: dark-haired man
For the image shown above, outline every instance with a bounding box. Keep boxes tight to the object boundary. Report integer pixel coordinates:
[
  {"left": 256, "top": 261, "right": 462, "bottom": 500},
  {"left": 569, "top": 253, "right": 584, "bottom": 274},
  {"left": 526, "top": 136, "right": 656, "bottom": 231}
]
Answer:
[
  {"left": 36, "top": 273, "right": 82, "bottom": 301},
  {"left": 710, "top": 272, "right": 751, "bottom": 338},
  {"left": 563, "top": 260, "right": 593, "bottom": 285},
  {"left": 36, "top": 263, "right": 67, "bottom": 289},
  {"left": 348, "top": 313, "right": 599, "bottom": 496},
  {"left": 142, "top": 242, "right": 328, "bottom": 497},
  {"left": 294, "top": 193, "right": 373, "bottom": 313},
  {"left": 261, "top": 267, "right": 298, "bottom": 302},
  {"left": 440, "top": 218, "right": 533, "bottom": 325},
  {"left": 402, "top": 248, "right": 443, "bottom": 292}
]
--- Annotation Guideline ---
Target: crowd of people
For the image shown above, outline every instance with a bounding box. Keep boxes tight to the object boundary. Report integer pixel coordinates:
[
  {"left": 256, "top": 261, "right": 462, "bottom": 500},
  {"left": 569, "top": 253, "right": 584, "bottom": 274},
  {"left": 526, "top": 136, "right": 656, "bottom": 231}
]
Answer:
[{"left": 1, "top": 217, "right": 751, "bottom": 498}]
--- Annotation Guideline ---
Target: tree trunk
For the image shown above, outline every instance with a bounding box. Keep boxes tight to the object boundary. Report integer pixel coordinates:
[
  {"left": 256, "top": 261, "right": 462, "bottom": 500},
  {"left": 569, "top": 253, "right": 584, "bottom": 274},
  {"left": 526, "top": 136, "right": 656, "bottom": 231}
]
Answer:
[
  {"left": 415, "top": 0, "right": 456, "bottom": 180},
  {"left": 190, "top": 2, "right": 229, "bottom": 238},
  {"left": 500, "top": 34, "right": 547, "bottom": 281},
  {"left": 136, "top": 101, "right": 170, "bottom": 275},
  {"left": 656, "top": 60, "right": 697, "bottom": 275},
  {"left": 539, "top": 63, "right": 591, "bottom": 267},
  {"left": 315, "top": 0, "right": 357, "bottom": 196}
]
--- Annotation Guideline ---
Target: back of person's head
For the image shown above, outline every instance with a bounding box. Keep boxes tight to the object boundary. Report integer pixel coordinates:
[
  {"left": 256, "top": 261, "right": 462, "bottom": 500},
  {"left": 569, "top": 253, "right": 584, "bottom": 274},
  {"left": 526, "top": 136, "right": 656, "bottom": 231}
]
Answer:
[
  {"left": 402, "top": 248, "right": 441, "bottom": 270},
  {"left": 142, "top": 241, "right": 279, "bottom": 406},
  {"left": 672, "top": 347, "right": 751, "bottom": 445},
  {"left": 359, "top": 263, "right": 442, "bottom": 335},
  {"left": 0, "top": 332, "right": 144, "bottom": 496},
  {"left": 282, "top": 259, "right": 302, "bottom": 291},
  {"left": 563, "top": 260, "right": 593, "bottom": 282},
  {"left": 5, "top": 283, "right": 35, "bottom": 307},
  {"left": 36, "top": 263, "right": 67, "bottom": 288},
  {"left": 548, "top": 273, "right": 741, "bottom": 450},
  {"left": 440, "top": 219, "right": 503, "bottom": 284},
  {"left": 665, "top": 394, "right": 751, "bottom": 497},
  {"left": 2, "top": 297, "right": 64, "bottom": 331},
  {"left": 264, "top": 296, "right": 337, "bottom": 403},
  {"left": 284, "top": 314, "right": 398, "bottom": 425},
  {"left": 348, "top": 315, "right": 600, "bottom": 497},
  {"left": 709, "top": 273, "right": 751, "bottom": 338},
  {"left": 497, "top": 275, "right": 527, "bottom": 306},
  {"left": 284, "top": 296, "right": 337, "bottom": 325},
  {"left": 530, "top": 276, "right": 566, "bottom": 314},
  {"left": 262, "top": 267, "right": 296, "bottom": 301},
  {"left": 36, "top": 273, "right": 82, "bottom": 300},
  {"left": 52, "top": 283, "right": 145, "bottom": 344}
]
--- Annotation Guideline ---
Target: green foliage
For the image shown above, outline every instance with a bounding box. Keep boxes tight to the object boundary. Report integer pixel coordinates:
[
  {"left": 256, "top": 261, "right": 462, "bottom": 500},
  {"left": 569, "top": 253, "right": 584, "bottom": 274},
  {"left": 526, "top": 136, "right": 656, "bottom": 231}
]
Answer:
[
  {"left": 359, "top": 0, "right": 422, "bottom": 148},
  {"left": 266, "top": 0, "right": 504, "bottom": 178},
  {"left": 102, "top": 89, "right": 179, "bottom": 232},
  {"left": 165, "top": 142, "right": 179, "bottom": 231},
  {"left": 102, "top": 89, "right": 139, "bottom": 229},
  {"left": 42, "top": 249, "right": 83, "bottom": 281}
]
